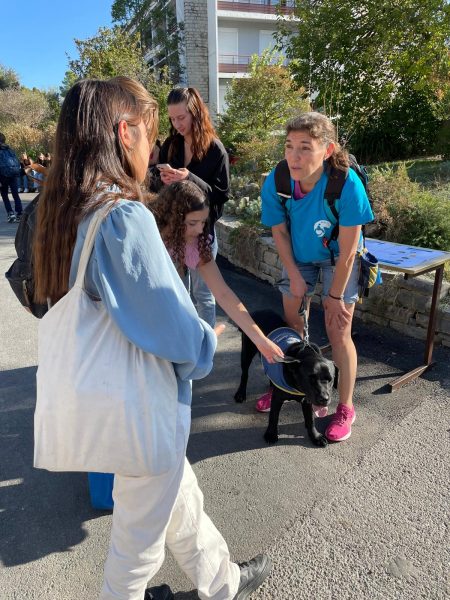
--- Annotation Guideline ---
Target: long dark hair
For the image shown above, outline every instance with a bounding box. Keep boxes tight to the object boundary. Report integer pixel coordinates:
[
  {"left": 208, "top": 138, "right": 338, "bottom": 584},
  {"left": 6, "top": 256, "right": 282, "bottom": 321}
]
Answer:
[
  {"left": 286, "top": 112, "right": 349, "bottom": 171},
  {"left": 167, "top": 87, "right": 216, "bottom": 162},
  {"left": 33, "top": 77, "right": 158, "bottom": 304},
  {"left": 150, "top": 180, "right": 212, "bottom": 269}
]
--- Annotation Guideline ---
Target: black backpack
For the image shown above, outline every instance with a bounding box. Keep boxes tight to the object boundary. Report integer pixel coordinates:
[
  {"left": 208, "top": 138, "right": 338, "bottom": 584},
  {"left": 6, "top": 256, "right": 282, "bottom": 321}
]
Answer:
[
  {"left": 274, "top": 154, "right": 371, "bottom": 266},
  {"left": 274, "top": 155, "right": 380, "bottom": 299},
  {"left": 4, "top": 195, "right": 48, "bottom": 318},
  {"left": 0, "top": 145, "right": 21, "bottom": 178}
]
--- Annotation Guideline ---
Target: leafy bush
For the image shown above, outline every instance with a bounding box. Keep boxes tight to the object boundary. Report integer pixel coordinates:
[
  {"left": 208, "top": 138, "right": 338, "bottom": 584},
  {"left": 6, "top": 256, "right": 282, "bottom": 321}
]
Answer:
[
  {"left": 369, "top": 164, "right": 450, "bottom": 251},
  {"left": 234, "top": 133, "right": 285, "bottom": 179},
  {"left": 224, "top": 176, "right": 263, "bottom": 225},
  {"left": 370, "top": 158, "right": 450, "bottom": 189},
  {"left": 1, "top": 121, "right": 57, "bottom": 156}
]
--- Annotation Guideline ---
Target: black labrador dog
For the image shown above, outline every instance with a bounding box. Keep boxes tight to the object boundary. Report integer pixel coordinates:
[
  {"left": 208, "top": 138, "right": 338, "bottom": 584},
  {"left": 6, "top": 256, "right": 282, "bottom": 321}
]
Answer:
[{"left": 234, "top": 309, "right": 335, "bottom": 447}]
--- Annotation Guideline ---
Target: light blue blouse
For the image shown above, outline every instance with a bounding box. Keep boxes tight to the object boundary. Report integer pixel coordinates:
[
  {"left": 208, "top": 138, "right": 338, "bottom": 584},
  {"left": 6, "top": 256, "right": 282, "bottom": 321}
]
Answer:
[{"left": 69, "top": 199, "right": 217, "bottom": 405}]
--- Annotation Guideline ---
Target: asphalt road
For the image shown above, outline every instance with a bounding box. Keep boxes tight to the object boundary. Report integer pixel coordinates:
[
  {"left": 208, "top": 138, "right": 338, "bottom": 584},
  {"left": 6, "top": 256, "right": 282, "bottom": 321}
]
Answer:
[{"left": 0, "top": 195, "right": 449, "bottom": 600}]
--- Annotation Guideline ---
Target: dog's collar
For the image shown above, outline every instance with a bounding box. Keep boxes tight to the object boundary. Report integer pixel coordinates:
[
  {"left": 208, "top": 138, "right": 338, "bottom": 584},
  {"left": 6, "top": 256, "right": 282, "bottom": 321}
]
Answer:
[{"left": 261, "top": 327, "right": 306, "bottom": 396}]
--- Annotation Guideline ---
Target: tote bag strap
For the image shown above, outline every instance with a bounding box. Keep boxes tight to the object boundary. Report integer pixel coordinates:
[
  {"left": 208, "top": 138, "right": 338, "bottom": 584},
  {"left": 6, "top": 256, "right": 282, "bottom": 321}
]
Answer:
[{"left": 74, "top": 202, "right": 114, "bottom": 288}]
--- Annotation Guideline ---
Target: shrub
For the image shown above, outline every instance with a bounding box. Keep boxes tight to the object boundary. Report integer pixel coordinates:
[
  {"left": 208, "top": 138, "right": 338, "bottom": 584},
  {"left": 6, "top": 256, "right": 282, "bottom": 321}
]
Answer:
[
  {"left": 224, "top": 175, "right": 263, "bottom": 225},
  {"left": 2, "top": 122, "right": 56, "bottom": 156},
  {"left": 369, "top": 164, "right": 450, "bottom": 251},
  {"left": 234, "top": 133, "right": 285, "bottom": 179},
  {"left": 217, "top": 50, "right": 309, "bottom": 154}
]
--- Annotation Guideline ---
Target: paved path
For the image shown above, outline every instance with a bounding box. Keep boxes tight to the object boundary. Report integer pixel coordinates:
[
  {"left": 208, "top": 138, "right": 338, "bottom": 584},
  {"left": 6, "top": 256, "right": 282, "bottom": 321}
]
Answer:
[{"left": 0, "top": 195, "right": 449, "bottom": 599}]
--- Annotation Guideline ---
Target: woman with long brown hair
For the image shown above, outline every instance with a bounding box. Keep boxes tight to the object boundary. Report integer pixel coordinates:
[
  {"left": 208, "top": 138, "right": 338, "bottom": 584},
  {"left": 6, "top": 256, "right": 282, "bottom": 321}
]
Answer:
[
  {"left": 154, "top": 87, "right": 230, "bottom": 328},
  {"left": 33, "top": 77, "right": 271, "bottom": 600}
]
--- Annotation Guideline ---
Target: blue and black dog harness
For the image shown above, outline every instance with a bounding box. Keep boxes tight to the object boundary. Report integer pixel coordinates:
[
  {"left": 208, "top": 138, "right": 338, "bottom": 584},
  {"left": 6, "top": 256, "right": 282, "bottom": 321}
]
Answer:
[{"left": 261, "top": 327, "right": 306, "bottom": 396}]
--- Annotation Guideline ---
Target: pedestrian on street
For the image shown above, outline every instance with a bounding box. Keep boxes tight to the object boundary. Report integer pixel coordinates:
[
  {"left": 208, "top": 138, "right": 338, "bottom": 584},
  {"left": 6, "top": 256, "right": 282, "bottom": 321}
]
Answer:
[{"left": 0, "top": 132, "right": 23, "bottom": 223}]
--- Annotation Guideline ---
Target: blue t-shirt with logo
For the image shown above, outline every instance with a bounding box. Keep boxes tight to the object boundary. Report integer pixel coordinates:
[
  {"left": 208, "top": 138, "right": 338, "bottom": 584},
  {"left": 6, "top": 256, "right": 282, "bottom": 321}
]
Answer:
[{"left": 261, "top": 166, "right": 374, "bottom": 264}]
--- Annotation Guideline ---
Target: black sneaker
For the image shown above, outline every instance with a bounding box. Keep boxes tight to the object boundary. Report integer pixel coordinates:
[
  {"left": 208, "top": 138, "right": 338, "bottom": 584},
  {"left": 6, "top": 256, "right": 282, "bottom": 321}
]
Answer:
[
  {"left": 7, "top": 212, "right": 16, "bottom": 223},
  {"left": 233, "top": 554, "right": 272, "bottom": 599},
  {"left": 144, "top": 584, "right": 174, "bottom": 600}
]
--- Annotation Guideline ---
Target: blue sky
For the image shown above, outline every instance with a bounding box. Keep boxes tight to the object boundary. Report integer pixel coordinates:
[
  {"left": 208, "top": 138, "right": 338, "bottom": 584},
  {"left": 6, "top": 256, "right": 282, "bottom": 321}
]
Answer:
[{"left": 0, "top": 1, "right": 113, "bottom": 91}]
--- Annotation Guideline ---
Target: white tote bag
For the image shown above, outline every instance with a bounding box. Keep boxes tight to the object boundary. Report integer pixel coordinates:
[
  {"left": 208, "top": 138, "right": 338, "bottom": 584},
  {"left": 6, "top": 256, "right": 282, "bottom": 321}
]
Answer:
[{"left": 34, "top": 204, "right": 179, "bottom": 476}]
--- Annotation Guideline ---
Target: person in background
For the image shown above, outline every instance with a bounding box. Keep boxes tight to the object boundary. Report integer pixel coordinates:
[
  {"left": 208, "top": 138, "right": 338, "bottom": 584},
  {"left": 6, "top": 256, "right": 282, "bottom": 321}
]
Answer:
[
  {"left": 154, "top": 87, "right": 229, "bottom": 328},
  {"left": 147, "top": 139, "right": 162, "bottom": 190},
  {"left": 259, "top": 112, "right": 373, "bottom": 443},
  {"left": 0, "top": 132, "right": 23, "bottom": 223},
  {"left": 43, "top": 152, "right": 52, "bottom": 168},
  {"left": 33, "top": 152, "right": 46, "bottom": 191},
  {"left": 19, "top": 152, "right": 32, "bottom": 192},
  {"left": 33, "top": 76, "right": 272, "bottom": 600}
]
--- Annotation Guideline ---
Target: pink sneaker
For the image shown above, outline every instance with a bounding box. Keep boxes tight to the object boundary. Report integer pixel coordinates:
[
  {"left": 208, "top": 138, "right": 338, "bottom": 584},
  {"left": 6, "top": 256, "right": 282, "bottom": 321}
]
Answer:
[
  {"left": 325, "top": 403, "right": 356, "bottom": 442},
  {"left": 255, "top": 389, "right": 272, "bottom": 413},
  {"left": 312, "top": 405, "right": 329, "bottom": 418}
]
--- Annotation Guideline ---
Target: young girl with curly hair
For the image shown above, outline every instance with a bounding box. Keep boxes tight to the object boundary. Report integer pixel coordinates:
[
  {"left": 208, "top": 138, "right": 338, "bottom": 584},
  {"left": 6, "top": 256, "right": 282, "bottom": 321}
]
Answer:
[{"left": 151, "top": 180, "right": 284, "bottom": 364}]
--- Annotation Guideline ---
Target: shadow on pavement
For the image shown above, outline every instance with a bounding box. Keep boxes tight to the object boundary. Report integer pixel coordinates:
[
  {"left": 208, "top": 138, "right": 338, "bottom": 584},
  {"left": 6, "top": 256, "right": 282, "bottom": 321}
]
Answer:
[{"left": 0, "top": 365, "right": 109, "bottom": 568}]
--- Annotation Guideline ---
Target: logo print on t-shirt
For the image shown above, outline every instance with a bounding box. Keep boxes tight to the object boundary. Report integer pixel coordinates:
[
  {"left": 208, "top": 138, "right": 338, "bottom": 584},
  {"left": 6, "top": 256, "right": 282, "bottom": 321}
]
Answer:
[{"left": 313, "top": 220, "right": 332, "bottom": 238}]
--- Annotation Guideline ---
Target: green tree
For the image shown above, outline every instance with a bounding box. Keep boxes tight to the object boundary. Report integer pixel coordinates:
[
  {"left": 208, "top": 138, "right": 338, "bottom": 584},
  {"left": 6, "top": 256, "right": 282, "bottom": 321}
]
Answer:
[
  {"left": 111, "top": 0, "right": 147, "bottom": 25},
  {"left": 279, "top": 0, "right": 450, "bottom": 161},
  {"left": 0, "top": 64, "right": 20, "bottom": 90},
  {"left": 0, "top": 88, "right": 50, "bottom": 128},
  {"left": 42, "top": 90, "right": 61, "bottom": 124},
  {"left": 217, "top": 50, "right": 309, "bottom": 153},
  {"left": 63, "top": 26, "right": 174, "bottom": 139},
  {"left": 59, "top": 70, "right": 78, "bottom": 97},
  {"left": 66, "top": 27, "right": 153, "bottom": 87},
  {"left": 112, "top": 0, "right": 184, "bottom": 83}
]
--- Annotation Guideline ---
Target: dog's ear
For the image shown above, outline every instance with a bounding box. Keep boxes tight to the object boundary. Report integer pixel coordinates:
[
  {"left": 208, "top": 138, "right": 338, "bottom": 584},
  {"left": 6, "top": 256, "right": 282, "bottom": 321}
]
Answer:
[
  {"left": 285, "top": 342, "right": 304, "bottom": 358},
  {"left": 274, "top": 355, "right": 301, "bottom": 364}
]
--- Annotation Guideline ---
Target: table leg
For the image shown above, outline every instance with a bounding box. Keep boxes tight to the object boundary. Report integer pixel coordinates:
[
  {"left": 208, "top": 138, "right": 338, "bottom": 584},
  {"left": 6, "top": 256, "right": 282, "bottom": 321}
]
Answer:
[
  {"left": 389, "top": 265, "right": 444, "bottom": 391},
  {"left": 424, "top": 265, "right": 444, "bottom": 365}
]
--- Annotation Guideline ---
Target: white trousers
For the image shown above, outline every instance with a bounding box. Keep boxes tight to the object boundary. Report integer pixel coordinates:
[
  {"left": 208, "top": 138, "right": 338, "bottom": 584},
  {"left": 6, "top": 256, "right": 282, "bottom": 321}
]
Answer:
[{"left": 100, "top": 405, "right": 240, "bottom": 600}]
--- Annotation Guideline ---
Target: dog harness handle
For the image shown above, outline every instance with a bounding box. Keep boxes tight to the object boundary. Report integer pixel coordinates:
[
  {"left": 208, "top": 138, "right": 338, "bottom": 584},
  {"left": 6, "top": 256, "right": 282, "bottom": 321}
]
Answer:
[{"left": 298, "top": 298, "right": 310, "bottom": 345}]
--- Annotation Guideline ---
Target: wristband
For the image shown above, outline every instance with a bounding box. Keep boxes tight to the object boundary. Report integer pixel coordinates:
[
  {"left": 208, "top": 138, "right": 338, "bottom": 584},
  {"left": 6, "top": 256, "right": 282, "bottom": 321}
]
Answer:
[{"left": 328, "top": 292, "right": 344, "bottom": 300}]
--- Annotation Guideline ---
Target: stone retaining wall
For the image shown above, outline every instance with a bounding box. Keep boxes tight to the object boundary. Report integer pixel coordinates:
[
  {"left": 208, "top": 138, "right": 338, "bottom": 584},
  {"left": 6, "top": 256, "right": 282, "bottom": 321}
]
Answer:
[{"left": 216, "top": 216, "right": 450, "bottom": 347}]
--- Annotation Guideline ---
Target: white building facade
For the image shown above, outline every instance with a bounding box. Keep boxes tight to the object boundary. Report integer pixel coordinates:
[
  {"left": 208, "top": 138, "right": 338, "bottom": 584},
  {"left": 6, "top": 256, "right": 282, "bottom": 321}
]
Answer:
[{"left": 141, "top": 0, "right": 295, "bottom": 116}]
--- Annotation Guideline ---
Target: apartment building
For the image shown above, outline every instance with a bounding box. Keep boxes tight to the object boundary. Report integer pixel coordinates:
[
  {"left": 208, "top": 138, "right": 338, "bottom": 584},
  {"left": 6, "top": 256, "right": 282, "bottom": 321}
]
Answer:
[{"left": 140, "top": 0, "right": 295, "bottom": 116}]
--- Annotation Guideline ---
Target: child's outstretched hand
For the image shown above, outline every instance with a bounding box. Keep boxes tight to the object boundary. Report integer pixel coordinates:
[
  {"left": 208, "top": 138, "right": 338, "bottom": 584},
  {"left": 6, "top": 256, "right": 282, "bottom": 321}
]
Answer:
[
  {"left": 214, "top": 323, "right": 226, "bottom": 337},
  {"left": 256, "top": 337, "right": 284, "bottom": 364}
]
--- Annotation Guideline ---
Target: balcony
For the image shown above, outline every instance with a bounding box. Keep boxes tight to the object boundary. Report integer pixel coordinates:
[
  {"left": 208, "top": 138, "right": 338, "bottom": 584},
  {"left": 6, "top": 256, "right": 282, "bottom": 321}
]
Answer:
[
  {"left": 218, "top": 54, "right": 252, "bottom": 73},
  {"left": 217, "top": 0, "right": 295, "bottom": 15}
]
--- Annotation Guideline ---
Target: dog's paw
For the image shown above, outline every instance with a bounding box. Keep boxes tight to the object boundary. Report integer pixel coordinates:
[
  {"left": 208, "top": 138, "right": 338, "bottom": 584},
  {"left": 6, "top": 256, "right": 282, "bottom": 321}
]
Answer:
[
  {"left": 264, "top": 430, "right": 279, "bottom": 444},
  {"left": 311, "top": 434, "right": 328, "bottom": 448},
  {"left": 234, "top": 391, "right": 246, "bottom": 403}
]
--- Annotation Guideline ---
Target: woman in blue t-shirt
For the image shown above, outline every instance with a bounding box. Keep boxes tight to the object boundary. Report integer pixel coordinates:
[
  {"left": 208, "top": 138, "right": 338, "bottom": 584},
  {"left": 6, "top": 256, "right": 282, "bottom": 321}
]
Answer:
[{"left": 260, "top": 112, "right": 374, "bottom": 443}]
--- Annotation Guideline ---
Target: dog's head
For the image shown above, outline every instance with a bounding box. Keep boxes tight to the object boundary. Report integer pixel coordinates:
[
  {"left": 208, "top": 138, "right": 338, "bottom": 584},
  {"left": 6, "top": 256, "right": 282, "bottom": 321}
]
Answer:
[{"left": 282, "top": 342, "right": 335, "bottom": 406}]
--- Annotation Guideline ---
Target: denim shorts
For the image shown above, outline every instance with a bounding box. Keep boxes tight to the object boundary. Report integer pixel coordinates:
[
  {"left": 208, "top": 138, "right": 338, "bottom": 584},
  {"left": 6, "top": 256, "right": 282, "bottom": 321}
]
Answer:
[{"left": 277, "top": 256, "right": 361, "bottom": 304}]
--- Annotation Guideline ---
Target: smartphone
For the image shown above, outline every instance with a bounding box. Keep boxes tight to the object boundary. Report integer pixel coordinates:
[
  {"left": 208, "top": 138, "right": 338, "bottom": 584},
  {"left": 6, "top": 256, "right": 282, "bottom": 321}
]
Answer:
[{"left": 157, "top": 163, "right": 171, "bottom": 170}]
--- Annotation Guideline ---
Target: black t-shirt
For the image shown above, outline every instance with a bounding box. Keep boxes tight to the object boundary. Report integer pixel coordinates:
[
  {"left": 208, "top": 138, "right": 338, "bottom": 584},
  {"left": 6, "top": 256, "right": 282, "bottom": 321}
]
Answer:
[{"left": 156, "top": 134, "right": 230, "bottom": 230}]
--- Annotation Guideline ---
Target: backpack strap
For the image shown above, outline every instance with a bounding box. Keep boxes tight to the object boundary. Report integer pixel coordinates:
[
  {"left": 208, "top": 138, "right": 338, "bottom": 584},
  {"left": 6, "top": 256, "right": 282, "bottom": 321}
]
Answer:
[
  {"left": 274, "top": 159, "right": 292, "bottom": 230},
  {"left": 322, "top": 162, "right": 348, "bottom": 265}
]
